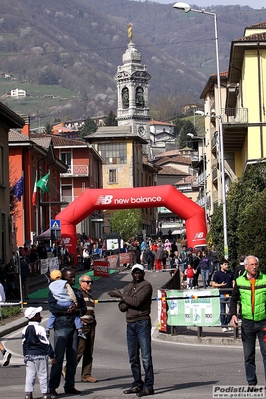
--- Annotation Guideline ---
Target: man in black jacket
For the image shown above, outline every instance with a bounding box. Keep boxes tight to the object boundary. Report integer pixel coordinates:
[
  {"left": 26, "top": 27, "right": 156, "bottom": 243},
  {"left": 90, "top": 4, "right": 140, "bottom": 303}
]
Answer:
[
  {"left": 48, "top": 268, "right": 86, "bottom": 398},
  {"left": 108, "top": 264, "right": 154, "bottom": 397}
]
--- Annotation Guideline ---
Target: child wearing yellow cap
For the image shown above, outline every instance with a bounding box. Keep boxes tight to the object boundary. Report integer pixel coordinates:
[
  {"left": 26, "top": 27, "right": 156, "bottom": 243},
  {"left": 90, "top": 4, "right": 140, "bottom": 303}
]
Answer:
[{"left": 46, "top": 270, "right": 86, "bottom": 340}]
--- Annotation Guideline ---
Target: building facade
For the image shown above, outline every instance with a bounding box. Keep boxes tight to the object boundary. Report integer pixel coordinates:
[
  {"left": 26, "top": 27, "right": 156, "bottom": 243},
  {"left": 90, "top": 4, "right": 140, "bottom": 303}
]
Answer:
[{"left": 0, "top": 102, "right": 24, "bottom": 262}]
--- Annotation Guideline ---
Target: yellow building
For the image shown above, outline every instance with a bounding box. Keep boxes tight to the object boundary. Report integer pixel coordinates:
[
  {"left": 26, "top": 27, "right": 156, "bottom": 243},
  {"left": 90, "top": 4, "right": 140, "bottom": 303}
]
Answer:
[
  {"left": 226, "top": 22, "right": 266, "bottom": 174},
  {"left": 199, "top": 22, "right": 266, "bottom": 221}
]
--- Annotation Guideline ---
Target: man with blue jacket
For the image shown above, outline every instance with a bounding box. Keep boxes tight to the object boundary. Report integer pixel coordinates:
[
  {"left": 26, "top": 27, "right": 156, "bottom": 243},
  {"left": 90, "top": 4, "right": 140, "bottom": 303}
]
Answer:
[{"left": 230, "top": 255, "right": 266, "bottom": 386}]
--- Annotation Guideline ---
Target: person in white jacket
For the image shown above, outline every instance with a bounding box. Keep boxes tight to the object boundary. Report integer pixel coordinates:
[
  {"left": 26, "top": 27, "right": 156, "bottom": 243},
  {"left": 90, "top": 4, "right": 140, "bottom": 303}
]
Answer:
[{"left": 0, "top": 282, "right": 12, "bottom": 366}]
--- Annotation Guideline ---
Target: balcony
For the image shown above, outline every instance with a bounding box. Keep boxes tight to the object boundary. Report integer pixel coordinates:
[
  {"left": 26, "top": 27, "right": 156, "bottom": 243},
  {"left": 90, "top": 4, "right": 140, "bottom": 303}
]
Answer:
[
  {"left": 60, "top": 165, "right": 89, "bottom": 177},
  {"left": 212, "top": 162, "right": 218, "bottom": 183},
  {"left": 196, "top": 196, "right": 206, "bottom": 208},
  {"left": 211, "top": 134, "right": 218, "bottom": 154},
  {"left": 61, "top": 195, "right": 78, "bottom": 205},
  {"left": 196, "top": 170, "right": 207, "bottom": 187},
  {"left": 221, "top": 108, "right": 248, "bottom": 152}
]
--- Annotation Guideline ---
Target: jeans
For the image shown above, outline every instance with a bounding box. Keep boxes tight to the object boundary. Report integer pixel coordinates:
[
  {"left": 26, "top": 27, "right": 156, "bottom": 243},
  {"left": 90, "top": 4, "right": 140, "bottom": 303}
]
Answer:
[
  {"left": 127, "top": 318, "right": 154, "bottom": 390},
  {"left": 241, "top": 318, "right": 266, "bottom": 385},
  {"left": 220, "top": 297, "right": 231, "bottom": 326},
  {"left": 49, "top": 315, "right": 78, "bottom": 391},
  {"left": 201, "top": 269, "right": 209, "bottom": 289}
]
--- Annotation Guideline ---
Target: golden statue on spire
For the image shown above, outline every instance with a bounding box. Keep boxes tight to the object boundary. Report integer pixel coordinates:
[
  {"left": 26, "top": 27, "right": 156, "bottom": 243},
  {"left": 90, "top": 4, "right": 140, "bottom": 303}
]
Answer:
[{"left": 127, "top": 23, "right": 133, "bottom": 43}]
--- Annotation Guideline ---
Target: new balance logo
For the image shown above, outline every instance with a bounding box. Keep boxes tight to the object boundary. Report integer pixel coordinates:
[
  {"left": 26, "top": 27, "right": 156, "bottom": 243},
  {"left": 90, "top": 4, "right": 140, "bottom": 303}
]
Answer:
[
  {"left": 194, "top": 232, "right": 204, "bottom": 239},
  {"left": 95, "top": 195, "right": 113, "bottom": 205}
]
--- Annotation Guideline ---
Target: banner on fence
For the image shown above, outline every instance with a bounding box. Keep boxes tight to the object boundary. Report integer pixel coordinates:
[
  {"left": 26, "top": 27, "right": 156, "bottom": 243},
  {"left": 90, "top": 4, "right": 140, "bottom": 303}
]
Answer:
[
  {"left": 40, "top": 257, "right": 60, "bottom": 275},
  {"left": 167, "top": 289, "right": 221, "bottom": 327},
  {"left": 94, "top": 260, "right": 109, "bottom": 278},
  {"left": 120, "top": 252, "right": 132, "bottom": 264},
  {"left": 49, "top": 257, "right": 60, "bottom": 273},
  {"left": 158, "top": 289, "right": 167, "bottom": 332}
]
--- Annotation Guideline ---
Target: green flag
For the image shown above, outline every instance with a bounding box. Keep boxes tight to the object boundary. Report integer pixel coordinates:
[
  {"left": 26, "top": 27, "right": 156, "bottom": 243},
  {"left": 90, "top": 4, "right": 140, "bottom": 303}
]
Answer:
[{"left": 36, "top": 172, "right": 50, "bottom": 192}]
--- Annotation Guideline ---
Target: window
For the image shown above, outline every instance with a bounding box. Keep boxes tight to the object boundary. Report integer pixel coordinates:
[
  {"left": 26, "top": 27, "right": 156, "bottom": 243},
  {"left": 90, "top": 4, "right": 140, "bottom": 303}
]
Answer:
[
  {"left": 61, "top": 185, "right": 72, "bottom": 203},
  {"left": 136, "top": 87, "right": 144, "bottom": 108},
  {"left": 122, "top": 87, "right": 129, "bottom": 108},
  {"left": 108, "top": 169, "right": 117, "bottom": 184},
  {"left": 98, "top": 143, "right": 127, "bottom": 164},
  {"left": 60, "top": 152, "right": 72, "bottom": 172}
]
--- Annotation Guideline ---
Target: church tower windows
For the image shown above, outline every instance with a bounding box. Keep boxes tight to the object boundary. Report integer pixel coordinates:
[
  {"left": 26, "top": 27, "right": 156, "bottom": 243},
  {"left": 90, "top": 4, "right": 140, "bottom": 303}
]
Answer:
[
  {"left": 122, "top": 87, "right": 129, "bottom": 108},
  {"left": 136, "top": 87, "right": 145, "bottom": 108}
]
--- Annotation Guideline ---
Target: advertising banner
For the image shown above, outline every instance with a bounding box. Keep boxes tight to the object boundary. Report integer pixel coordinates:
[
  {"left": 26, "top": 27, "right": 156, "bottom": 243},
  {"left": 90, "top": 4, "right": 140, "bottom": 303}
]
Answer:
[
  {"left": 94, "top": 260, "right": 109, "bottom": 278},
  {"left": 107, "top": 254, "right": 118, "bottom": 269},
  {"left": 120, "top": 252, "right": 132, "bottom": 264},
  {"left": 167, "top": 289, "right": 221, "bottom": 327},
  {"left": 158, "top": 289, "right": 167, "bottom": 332}
]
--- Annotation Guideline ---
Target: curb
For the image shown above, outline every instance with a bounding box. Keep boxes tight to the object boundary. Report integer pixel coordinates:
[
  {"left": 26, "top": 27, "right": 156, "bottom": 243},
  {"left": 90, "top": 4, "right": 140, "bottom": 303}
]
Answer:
[
  {"left": 0, "top": 314, "right": 27, "bottom": 338},
  {"left": 156, "top": 331, "right": 242, "bottom": 346}
]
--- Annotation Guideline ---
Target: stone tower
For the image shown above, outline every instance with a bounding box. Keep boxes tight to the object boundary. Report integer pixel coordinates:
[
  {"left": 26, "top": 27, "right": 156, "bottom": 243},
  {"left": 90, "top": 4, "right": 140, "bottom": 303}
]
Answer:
[{"left": 114, "top": 28, "right": 151, "bottom": 141}]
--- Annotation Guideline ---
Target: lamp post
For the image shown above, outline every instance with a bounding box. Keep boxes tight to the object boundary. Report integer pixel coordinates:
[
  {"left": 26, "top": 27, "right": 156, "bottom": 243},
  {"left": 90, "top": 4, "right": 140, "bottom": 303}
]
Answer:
[{"left": 173, "top": 2, "right": 228, "bottom": 258}]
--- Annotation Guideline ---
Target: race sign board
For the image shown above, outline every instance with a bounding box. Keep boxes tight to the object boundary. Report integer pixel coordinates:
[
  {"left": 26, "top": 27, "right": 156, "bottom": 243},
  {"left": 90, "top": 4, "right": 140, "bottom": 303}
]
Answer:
[
  {"left": 94, "top": 260, "right": 109, "bottom": 278},
  {"left": 167, "top": 289, "right": 221, "bottom": 327}
]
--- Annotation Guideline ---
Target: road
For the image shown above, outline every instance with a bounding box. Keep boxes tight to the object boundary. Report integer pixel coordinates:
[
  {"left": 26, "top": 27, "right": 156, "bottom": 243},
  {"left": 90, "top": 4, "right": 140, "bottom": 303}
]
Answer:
[{"left": 0, "top": 269, "right": 265, "bottom": 398}]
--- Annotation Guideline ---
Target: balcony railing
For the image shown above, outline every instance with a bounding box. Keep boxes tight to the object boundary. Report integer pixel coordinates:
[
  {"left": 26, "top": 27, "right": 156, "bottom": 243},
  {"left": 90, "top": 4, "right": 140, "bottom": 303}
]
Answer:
[
  {"left": 221, "top": 108, "right": 248, "bottom": 125},
  {"left": 196, "top": 196, "right": 206, "bottom": 207},
  {"left": 212, "top": 168, "right": 218, "bottom": 181},
  {"left": 61, "top": 165, "right": 89, "bottom": 176},
  {"left": 196, "top": 170, "right": 207, "bottom": 187},
  {"left": 61, "top": 195, "right": 78, "bottom": 204}
]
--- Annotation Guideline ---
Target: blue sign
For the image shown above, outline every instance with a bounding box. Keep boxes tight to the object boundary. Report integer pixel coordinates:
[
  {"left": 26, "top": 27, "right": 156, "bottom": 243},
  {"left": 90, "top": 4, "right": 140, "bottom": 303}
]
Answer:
[{"left": 50, "top": 219, "right": 61, "bottom": 230}]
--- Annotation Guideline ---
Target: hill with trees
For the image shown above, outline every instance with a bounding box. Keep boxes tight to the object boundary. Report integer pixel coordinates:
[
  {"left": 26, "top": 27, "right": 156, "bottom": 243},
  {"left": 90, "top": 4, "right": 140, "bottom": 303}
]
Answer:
[{"left": 1, "top": 0, "right": 266, "bottom": 125}]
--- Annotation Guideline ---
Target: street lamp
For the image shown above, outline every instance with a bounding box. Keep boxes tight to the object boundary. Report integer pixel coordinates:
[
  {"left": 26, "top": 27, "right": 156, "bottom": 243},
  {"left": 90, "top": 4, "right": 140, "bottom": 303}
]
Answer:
[{"left": 173, "top": 2, "right": 228, "bottom": 258}]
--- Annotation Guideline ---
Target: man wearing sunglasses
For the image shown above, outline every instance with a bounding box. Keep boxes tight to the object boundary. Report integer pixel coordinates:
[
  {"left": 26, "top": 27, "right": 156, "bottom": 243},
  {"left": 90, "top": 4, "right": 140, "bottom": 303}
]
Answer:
[
  {"left": 108, "top": 264, "right": 154, "bottom": 397},
  {"left": 76, "top": 275, "right": 97, "bottom": 383}
]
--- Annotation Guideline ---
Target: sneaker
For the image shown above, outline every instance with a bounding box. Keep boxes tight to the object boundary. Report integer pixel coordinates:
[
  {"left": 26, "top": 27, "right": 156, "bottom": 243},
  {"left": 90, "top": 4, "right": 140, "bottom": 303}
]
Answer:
[
  {"left": 77, "top": 331, "right": 87, "bottom": 340},
  {"left": 136, "top": 388, "right": 154, "bottom": 397},
  {"left": 123, "top": 386, "right": 142, "bottom": 394},
  {"left": 25, "top": 394, "right": 33, "bottom": 399},
  {"left": 43, "top": 395, "right": 51, "bottom": 399},
  {"left": 2, "top": 351, "right": 12, "bottom": 366},
  {"left": 49, "top": 389, "right": 58, "bottom": 398},
  {"left": 222, "top": 327, "right": 228, "bottom": 332}
]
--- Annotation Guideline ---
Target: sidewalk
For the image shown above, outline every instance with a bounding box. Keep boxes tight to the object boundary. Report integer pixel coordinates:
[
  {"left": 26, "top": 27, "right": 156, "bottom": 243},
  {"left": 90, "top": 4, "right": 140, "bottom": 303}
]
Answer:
[{"left": 0, "top": 267, "right": 243, "bottom": 346}]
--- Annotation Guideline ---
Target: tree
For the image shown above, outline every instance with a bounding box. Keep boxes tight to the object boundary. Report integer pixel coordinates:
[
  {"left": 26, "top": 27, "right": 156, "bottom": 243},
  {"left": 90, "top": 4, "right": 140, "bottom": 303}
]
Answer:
[
  {"left": 209, "top": 163, "right": 266, "bottom": 271},
  {"left": 110, "top": 209, "right": 142, "bottom": 241},
  {"left": 44, "top": 122, "right": 53, "bottom": 134},
  {"left": 104, "top": 110, "right": 117, "bottom": 126},
  {"left": 172, "top": 118, "right": 197, "bottom": 148},
  {"left": 79, "top": 117, "right": 97, "bottom": 139}
]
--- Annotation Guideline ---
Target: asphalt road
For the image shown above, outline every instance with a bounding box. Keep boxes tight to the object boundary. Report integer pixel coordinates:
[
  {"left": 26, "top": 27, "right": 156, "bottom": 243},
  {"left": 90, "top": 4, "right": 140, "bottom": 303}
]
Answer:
[{"left": 0, "top": 269, "right": 265, "bottom": 399}]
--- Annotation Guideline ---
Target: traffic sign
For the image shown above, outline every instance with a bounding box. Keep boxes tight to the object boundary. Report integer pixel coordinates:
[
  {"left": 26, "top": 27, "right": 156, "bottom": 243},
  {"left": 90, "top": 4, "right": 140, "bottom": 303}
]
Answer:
[{"left": 50, "top": 219, "right": 61, "bottom": 230}]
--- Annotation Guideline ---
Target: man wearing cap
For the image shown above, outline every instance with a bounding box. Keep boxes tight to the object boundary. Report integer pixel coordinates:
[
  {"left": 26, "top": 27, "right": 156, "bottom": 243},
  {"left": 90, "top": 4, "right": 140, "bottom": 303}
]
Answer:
[
  {"left": 48, "top": 268, "right": 86, "bottom": 397},
  {"left": 22, "top": 306, "right": 56, "bottom": 399},
  {"left": 108, "top": 264, "right": 154, "bottom": 397}
]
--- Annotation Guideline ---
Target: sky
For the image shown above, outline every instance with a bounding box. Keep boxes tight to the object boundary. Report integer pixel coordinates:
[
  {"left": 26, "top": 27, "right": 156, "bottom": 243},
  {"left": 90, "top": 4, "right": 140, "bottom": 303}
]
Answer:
[{"left": 138, "top": 0, "right": 265, "bottom": 10}]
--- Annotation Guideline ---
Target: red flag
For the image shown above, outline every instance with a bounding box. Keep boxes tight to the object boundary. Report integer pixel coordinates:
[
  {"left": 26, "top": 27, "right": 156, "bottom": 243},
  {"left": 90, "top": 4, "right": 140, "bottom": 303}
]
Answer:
[{"left": 32, "top": 176, "right": 37, "bottom": 206}]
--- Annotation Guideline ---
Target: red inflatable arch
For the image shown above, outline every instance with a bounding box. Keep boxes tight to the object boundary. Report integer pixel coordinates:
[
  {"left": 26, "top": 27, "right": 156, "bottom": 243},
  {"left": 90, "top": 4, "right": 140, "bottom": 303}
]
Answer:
[{"left": 56, "top": 185, "right": 207, "bottom": 264}]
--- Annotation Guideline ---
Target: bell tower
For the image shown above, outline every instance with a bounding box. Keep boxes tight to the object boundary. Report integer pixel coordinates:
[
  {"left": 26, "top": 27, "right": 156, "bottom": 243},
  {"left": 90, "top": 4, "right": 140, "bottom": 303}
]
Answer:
[{"left": 114, "top": 24, "right": 151, "bottom": 140}]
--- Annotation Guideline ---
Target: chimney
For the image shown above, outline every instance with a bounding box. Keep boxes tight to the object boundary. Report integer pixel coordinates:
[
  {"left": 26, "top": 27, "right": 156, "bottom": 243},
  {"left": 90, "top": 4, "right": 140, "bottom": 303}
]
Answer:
[{"left": 21, "top": 115, "right": 30, "bottom": 137}]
